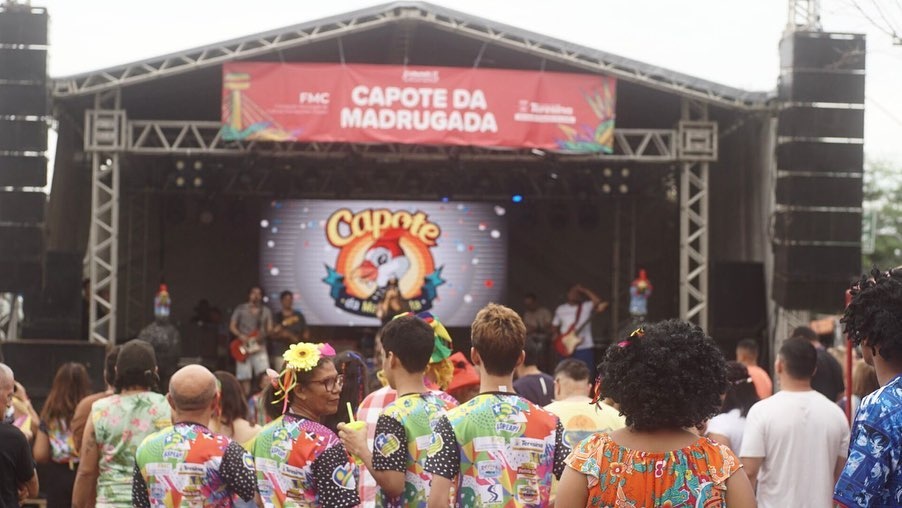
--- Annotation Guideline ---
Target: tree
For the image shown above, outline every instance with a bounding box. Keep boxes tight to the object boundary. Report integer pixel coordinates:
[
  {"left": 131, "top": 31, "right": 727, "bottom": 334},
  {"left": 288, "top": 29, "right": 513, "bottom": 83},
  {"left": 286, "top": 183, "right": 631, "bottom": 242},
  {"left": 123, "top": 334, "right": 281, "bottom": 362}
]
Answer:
[{"left": 862, "top": 159, "right": 902, "bottom": 270}]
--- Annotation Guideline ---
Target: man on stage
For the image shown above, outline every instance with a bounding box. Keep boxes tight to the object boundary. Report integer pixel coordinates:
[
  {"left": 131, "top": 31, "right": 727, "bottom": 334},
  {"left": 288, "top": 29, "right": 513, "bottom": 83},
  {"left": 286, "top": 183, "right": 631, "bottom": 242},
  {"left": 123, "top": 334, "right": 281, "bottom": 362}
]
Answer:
[
  {"left": 553, "top": 284, "right": 607, "bottom": 378},
  {"left": 229, "top": 286, "right": 272, "bottom": 394}
]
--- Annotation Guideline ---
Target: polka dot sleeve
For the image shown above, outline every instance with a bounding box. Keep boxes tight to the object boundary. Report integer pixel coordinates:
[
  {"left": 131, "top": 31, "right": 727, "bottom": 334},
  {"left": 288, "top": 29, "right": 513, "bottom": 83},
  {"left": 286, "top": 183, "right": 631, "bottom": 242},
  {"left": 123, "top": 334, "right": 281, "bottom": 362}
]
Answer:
[
  {"left": 131, "top": 463, "right": 151, "bottom": 508},
  {"left": 220, "top": 441, "right": 258, "bottom": 502},
  {"left": 552, "top": 418, "right": 570, "bottom": 480},
  {"left": 371, "top": 414, "right": 408, "bottom": 473},
  {"left": 312, "top": 443, "right": 361, "bottom": 508},
  {"left": 423, "top": 414, "right": 460, "bottom": 480}
]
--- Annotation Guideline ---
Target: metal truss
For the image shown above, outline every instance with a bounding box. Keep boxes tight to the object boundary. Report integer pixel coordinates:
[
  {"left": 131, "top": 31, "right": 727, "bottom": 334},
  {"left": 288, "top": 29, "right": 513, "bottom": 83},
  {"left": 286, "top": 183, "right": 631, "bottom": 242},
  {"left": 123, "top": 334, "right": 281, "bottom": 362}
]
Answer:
[
  {"left": 126, "top": 119, "right": 677, "bottom": 162},
  {"left": 52, "top": 3, "right": 767, "bottom": 110},
  {"left": 679, "top": 99, "right": 713, "bottom": 330},
  {"left": 787, "top": 0, "right": 822, "bottom": 31},
  {"left": 86, "top": 91, "right": 125, "bottom": 344}
]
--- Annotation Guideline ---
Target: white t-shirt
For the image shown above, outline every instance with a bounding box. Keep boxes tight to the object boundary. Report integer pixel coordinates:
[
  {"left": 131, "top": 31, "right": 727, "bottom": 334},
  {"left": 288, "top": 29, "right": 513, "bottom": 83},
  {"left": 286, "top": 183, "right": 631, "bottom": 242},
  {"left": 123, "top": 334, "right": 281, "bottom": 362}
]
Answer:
[
  {"left": 707, "top": 408, "right": 746, "bottom": 453},
  {"left": 739, "top": 390, "right": 850, "bottom": 508},
  {"left": 552, "top": 301, "right": 594, "bottom": 350}
]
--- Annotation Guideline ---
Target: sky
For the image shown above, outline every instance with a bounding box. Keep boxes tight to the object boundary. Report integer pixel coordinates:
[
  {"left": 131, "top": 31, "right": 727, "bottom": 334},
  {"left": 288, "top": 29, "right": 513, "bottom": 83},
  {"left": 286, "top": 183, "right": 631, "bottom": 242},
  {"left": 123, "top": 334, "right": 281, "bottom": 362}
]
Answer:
[{"left": 36, "top": 0, "right": 902, "bottom": 164}]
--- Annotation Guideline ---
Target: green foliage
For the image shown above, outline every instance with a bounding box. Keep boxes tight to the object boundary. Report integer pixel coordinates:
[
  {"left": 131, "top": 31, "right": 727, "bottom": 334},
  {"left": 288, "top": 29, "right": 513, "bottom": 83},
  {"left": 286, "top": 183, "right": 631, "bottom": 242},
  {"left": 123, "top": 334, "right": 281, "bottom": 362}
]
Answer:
[{"left": 862, "top": 159, "right": 902, "bottom": 270}]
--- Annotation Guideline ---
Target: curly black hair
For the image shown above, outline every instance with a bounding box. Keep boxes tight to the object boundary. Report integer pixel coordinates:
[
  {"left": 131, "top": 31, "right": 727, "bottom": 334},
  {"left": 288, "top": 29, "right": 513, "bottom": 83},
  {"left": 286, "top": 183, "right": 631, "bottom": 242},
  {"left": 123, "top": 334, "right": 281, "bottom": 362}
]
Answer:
[
  {"left": 842, "top": 267, "right": 902, "bottom": 361},
  {"left": 721, "top": 361, "right": 759, "bottom": 417},
  {"left": 600, "top": 319, "right": 727, "bottom": 431}
]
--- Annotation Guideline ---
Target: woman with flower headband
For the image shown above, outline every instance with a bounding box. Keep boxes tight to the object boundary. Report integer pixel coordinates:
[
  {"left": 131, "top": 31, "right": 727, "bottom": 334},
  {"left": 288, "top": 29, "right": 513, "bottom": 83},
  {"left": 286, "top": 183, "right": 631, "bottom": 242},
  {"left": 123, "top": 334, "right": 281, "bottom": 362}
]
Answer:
[
  {"left": 248, "top": 342, "right": 360, "bottom": 508},
  {"left": 706, "top": 361, "right": 760, "bottom": 454},
  {"left": 556, "top": 320, "right": 756, "bottom": 508}
]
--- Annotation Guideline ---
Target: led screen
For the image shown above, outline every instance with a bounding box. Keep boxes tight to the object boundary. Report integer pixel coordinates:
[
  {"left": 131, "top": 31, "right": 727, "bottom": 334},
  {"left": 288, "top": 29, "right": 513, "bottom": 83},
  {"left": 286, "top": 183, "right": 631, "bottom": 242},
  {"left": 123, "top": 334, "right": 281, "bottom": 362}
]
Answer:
[{"left": 260, "top": 200, "right": 508, "bottom": 326}]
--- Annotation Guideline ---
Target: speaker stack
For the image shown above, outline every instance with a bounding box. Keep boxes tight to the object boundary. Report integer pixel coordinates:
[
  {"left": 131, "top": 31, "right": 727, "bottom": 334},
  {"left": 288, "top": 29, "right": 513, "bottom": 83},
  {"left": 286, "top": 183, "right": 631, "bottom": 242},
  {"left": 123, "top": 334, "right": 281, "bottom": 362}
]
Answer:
[
  {"left": 773, "top": 31, "right": 865, "bottom": 312},
  {"left": 0, "top": 3, "right": 49, "bottom": 297}
]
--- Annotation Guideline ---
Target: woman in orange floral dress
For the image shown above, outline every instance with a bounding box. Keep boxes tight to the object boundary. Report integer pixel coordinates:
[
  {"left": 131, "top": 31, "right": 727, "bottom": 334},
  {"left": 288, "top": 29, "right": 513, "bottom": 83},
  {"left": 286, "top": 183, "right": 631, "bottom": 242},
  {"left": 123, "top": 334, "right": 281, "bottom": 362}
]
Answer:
[{"left": 556, "top": 320, "right": 756, "bottom": 507}]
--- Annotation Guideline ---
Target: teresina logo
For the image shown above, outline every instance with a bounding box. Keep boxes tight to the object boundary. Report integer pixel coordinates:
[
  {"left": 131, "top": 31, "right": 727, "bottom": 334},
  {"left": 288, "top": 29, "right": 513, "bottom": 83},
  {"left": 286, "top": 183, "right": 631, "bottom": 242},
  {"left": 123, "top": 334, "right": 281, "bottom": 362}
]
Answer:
[{"left": 322, "top": 208, "right": 445, "bottom": 318}]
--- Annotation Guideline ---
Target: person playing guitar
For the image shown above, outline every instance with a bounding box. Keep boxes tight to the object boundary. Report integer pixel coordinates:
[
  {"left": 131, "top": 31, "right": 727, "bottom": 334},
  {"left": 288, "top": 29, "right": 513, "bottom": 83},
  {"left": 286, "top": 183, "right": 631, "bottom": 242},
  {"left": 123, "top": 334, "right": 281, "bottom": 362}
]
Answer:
[
  {"left": 267, "top": 290, "right": 310, "bottom": 370},
  {"left": 552, "top": 284, "right": 609, "bottom": 379},
  {"left": 229, "top": 285, "right": 273, "bottom": 394}
]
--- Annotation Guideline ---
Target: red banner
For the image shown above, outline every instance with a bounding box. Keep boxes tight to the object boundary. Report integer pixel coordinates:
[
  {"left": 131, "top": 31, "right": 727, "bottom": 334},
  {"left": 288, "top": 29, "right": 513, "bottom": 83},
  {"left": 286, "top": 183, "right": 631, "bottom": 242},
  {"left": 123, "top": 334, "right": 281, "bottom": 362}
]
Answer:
[{"left": 221, "top": 63, "right": 615, "bottom": 152}]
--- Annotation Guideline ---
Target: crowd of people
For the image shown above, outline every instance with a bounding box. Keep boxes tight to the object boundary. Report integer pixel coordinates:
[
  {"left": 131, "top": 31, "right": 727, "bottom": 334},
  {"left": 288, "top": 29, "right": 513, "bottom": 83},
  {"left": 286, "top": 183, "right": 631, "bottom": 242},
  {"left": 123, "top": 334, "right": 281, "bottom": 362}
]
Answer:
[{"left": 0, "top": 268, "right": 900, "bottom": 507}]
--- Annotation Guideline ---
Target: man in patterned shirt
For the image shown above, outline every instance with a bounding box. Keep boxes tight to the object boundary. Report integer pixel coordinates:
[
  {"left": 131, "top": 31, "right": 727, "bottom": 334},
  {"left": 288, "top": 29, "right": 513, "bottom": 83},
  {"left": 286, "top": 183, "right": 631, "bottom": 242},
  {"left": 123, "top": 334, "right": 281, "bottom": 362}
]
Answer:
[
  {"left": 835, "top": 268, "right": 902, "bottom": 507},
  {"left": 133, "top": 365, "right": 258, "bottom": 507},
  {"left": 425, "top": 303, "right": 569, "bottom": 507},
  {"left": 339, "top": 314, "right": 457, "bottom": 507}
]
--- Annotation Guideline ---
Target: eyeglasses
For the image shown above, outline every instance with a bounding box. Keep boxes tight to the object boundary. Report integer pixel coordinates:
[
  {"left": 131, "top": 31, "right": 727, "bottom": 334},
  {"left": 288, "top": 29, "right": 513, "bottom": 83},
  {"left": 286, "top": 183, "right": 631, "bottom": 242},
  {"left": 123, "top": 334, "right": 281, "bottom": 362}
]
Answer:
[{"left": 308, "top": 375, "right": 344, "bottom": 392}]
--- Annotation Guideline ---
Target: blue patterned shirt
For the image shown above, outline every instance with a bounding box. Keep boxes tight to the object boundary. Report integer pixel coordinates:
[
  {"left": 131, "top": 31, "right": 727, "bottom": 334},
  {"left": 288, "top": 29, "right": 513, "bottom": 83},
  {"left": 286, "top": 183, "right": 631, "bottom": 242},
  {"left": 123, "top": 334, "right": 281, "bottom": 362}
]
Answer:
[{"left": 834, "top": 374, "right": 902, "bottom": 507}]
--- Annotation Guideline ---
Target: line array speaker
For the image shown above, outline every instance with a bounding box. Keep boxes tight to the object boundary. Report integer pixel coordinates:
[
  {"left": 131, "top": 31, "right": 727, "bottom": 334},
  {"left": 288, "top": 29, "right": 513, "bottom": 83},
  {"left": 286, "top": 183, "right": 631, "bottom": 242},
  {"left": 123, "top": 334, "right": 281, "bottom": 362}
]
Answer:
[
  {"left": 0, "top": 190, "right": 45, "bottom": 224},
  {"left": 0, "top": 8, "right": 49, "bottom": 45},
  {"left": 0, "top": 155, "right": 48, "bottom": 187}
]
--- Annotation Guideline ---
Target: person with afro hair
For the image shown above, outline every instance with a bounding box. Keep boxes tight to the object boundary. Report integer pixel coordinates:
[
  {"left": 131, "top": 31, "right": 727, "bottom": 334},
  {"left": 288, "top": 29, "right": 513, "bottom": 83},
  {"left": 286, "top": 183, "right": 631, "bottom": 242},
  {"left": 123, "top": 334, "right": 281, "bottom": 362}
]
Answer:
[
  {"left": 834, "top": 267, "right": 902, "bottom": 507},
  {"left": 556, "top": 319, "right": 755, "bottom": 508}
]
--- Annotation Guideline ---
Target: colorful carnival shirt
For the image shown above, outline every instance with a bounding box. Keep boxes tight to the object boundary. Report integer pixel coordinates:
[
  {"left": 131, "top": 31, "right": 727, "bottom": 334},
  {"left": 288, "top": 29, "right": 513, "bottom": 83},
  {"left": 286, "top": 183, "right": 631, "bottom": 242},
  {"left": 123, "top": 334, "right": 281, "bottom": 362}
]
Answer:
[
  {"left": 45, "top": 418, "right": 79, "bottom": 465},
  {"left": 132, "top": 422, "right": 257, "bottom": 507},
  {"left": 565, "top": 432, "right": 742, "bottom": 508},
  {"left": 250, "top": 413, "right": 359, "bottom": 508},
  {"left": 92, "top": 392, "right": 172, "bottom": 507},
  {"left": 425, "top": 392, "right": 569, "bottom": 507},
  {"left": 372, "top": 392, "right": 458, "bottom": 507},
  {"left": 834, "top": 374, "right": 902, "bottom": 507}
]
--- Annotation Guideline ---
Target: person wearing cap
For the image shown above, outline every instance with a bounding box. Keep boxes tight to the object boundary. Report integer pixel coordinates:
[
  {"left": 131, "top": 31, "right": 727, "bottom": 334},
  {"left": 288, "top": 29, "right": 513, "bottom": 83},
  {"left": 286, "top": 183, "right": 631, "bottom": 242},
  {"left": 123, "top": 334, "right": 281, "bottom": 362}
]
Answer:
[
  {"left": 338, "top": 314, "right": 458, "bottom": 507},
  {"left": 248, "top": 342, "right": 360, "bottom": 507},
  {"left": 73, "top": 340, "right": 172, "bottom": 508},
  {"left": 446, "top": 352, "right": 480, "bottom": 404}
]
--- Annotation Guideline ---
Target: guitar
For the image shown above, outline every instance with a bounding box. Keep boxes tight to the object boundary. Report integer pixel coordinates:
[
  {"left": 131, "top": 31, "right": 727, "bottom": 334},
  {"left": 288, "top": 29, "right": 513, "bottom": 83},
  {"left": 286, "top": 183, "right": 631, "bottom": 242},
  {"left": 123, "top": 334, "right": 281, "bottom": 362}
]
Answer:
[
  {"left": 231, "top": 314, "right": 304, "bottom": 362},
  {"left": 230, "top": 331, "right": 262, "bottom": 362},
  {"left": 553, "top": 301, "right": 609, "bottom": 356}
]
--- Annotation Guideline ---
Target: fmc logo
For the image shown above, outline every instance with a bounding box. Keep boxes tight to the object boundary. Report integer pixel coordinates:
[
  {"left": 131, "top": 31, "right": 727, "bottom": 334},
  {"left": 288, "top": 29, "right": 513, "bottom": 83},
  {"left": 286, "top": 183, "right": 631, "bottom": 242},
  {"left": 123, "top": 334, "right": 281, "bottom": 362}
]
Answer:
[{"left": 322, "top": 208, "right": 446, "bottom": 318}]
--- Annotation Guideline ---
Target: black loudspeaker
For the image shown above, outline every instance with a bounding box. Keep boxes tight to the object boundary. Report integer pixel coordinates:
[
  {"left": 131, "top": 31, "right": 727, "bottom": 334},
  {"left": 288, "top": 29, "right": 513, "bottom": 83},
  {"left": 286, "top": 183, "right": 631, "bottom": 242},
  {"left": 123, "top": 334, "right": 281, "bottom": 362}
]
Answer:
[
  {"left": 774, "top": 243, "right": 861, "bottom": 280},
  {"left": 776, "top": 141, "right": 863, "bottom": 172},
  {"left": 0, "top": 118, "right": 47, "bottom": 151},
  {"left": 779, "top": 71, "right": 865, "bottom": 104},
  {"left": 0, "top": 8, "right": 49, "bottom": 45},
  {"left": 778, "top": 107, "right": 864, "bottom": 139},
  {"left": 774, "top": 31, "right": 865, "bottom": 311},
  {"left": 0, "top": 190, "right": 44, "bottom": 224},
  {"left": 0, "top": 48, "right": 46, "bottom": 82},
  {"left": 773, "top": 211, "right": 861, "bottom": 243},
  {"left": 0, "top": 261, "right": 41, "bottom": 292},
  {"left": 0, "top": 83, "right": 47, "bottom": 116},
  {"left": 711, "top": 262, "right": 767, "bottom": 337},
  {"left": 780, "top": 32, "right": 866, "bottom": 70},
  {"left": 773, "top": 271, "right": 852, "bottom": 312},
  {"left": 0, "top": 341, "right": 106, "bottom": 407},
  {"left": 776, "top": 174, "right": 862, "bottom": 208},
  {"left": 0, "top": 225, "right": 42, "bottom": 262},
  {"left": 0, "top": 155, "right": 47, "bottom": 187}
]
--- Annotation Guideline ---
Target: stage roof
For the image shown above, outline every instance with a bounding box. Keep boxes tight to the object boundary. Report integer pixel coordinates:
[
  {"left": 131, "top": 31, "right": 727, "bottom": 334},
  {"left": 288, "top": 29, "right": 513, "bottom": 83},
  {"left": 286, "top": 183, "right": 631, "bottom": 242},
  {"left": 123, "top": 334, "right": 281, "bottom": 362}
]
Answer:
[{"left": 51, "top": 1, "right": 770, "bottom": 110}]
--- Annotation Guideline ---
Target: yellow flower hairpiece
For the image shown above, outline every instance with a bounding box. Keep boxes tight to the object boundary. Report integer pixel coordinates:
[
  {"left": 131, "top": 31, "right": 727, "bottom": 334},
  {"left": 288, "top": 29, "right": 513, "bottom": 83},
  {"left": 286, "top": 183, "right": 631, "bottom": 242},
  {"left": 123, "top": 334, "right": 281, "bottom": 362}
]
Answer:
[{"left": 272, "top": 342, "right": 337, "bottom": 414}]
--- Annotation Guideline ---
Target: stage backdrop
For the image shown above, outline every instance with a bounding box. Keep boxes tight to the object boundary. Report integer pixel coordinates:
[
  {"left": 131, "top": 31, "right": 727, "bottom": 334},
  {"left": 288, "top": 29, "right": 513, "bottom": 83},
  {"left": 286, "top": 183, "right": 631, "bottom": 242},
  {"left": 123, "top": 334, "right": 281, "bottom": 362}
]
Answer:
[
  {"left": 260, "top": 200, "right": 508, "bottom": 326},
  {"left": 222, "top": 62, "right": 616, "bottom": 153}
]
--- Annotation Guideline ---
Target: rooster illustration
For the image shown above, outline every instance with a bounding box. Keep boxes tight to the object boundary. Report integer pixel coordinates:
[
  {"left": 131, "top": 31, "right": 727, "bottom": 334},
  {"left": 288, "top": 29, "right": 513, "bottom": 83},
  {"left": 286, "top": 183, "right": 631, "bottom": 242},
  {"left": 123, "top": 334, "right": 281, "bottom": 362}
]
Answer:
[{"left": 354, "top": 229, "right": 411, "bottom": 288}]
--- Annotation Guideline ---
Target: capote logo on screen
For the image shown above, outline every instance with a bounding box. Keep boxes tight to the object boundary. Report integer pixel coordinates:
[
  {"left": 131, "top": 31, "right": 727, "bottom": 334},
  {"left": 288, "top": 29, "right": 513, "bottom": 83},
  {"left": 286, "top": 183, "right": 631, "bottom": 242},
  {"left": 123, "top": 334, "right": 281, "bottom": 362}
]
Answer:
[{"left": 321, "top": 208, "right": 446, "bottom": 319}]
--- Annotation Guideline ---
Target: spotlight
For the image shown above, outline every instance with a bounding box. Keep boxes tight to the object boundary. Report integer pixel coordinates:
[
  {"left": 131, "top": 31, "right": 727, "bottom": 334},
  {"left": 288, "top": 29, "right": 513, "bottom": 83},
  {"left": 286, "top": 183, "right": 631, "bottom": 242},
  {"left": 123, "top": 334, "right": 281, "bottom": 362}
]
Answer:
[
  {"left": 193, "top": 160, "right": 203, "bottom": 171},
  {"left": 602, "top": 183, "right": 611, "bottom": 194},
  {"left": 193, "top": 176, "right": 203, "bottom": 188},
  {"left": 512, "top": 194, "right": 523, "bottom": 203},
  {"left": 621, "top": 168, "right": 630, "bottom": 178},
  {"left": 175, "top": 176, "right": 186, "bottom": 187},
  {"left": 175, "top": 160, "right": 186, "bottom": 171},
  {"left": 441, "top": 196, "right": 450, "bottom": 203},
  {"left": 619, "top": 184, "right": 629, "bottom": 194},
  {"left": 602, "top": 167, "right": 613, "bottom": 178}
]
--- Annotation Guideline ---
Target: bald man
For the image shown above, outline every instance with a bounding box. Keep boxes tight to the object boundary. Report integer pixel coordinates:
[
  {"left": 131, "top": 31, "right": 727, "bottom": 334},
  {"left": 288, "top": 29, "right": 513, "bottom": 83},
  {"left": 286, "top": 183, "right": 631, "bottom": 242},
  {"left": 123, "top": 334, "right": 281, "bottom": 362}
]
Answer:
[
  {"left": 132, "top": 365, "right": 258, "bottom": 507},
  {"left": 0, "top": 363, "right": 38, "bottom": 506}
]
